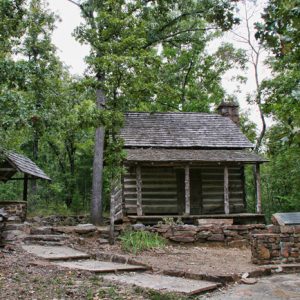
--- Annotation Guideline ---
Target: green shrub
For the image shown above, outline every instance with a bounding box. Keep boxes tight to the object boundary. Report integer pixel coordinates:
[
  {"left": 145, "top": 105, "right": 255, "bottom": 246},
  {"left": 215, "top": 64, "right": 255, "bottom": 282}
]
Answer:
[{"left": 119, "top": 230, "right": 166, "bottom": 255}]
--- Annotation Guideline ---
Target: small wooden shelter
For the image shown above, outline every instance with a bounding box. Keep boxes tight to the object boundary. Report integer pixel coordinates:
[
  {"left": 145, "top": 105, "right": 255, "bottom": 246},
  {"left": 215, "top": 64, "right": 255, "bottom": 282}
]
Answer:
[
  {"left": 0, "top": 151, "right": 51, "bottom": 201},
  {"left": 111, "top": 103, "right": 267, "bottom": 224}
]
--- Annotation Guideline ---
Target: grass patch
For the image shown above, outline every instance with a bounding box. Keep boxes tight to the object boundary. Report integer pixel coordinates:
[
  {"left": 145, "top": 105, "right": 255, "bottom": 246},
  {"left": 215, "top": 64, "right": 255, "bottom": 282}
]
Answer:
[{"left": 119, "top": 230, "right": 166, "bottom": 255}]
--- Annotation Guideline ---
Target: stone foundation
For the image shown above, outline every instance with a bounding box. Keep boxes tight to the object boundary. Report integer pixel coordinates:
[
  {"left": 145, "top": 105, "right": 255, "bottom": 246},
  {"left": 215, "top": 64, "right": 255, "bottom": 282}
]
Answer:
[
  {"left": 0, "top": 201, "right": 27, "bottom": 223},
  {"left": 0, "top": 208, "right": 8, "bottom": 245},
  {"left": 251, "top": 225, "right": 300, "bottom": 265},
  {"left": 27, "top": 215, "right": 91, "bottom": 226},
  {"left": 149, "top": 223, "right": 266, "bottom": 246}
]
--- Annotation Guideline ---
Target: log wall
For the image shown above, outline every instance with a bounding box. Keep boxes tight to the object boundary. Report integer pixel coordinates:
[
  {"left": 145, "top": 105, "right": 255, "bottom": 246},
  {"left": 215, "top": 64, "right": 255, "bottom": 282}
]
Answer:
[
  {"left": 201, "top": 166, "right": 245, "bottom": 214},
  {"left": 123, "top": 165, "right": 245, "bottom": 215},
  {"left": 124, "top": 167, "right": 178, "bottom": 214}
]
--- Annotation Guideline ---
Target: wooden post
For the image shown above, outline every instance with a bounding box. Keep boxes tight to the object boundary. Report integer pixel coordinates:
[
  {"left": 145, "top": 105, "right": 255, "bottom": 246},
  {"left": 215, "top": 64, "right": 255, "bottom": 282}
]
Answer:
[
  {"left": 224, "top": 166, "right": 229, "bottom": 214},
  {"left": 255, "top": 163, "right": 262, "bottom": 214},
  {"left": 185, "top": 165, "right": 190, "bottom": 215},
  {"left": 23, "top": 174, "right": 28, "bottom": 202},
  {"left": 109, "top": 185, "right": 115, "bottom": 245},
  {"left": 136, "top": 165, "right": 143, "bottom": 216}
]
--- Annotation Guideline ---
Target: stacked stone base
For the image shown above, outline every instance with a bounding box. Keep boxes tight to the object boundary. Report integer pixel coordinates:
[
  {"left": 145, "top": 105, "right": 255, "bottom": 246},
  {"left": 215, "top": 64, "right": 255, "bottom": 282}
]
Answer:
[
  {"left": 149, "top": 224, "right": 266, "bottom": 246},
  {"left": 251, "top": 225, "right": 300, "bottom": 265},
  {"left": 0, "top": 201, "right": 27, "bottom": 223},
  {"left": 0, "top": 208, "right": 7, "bottom": 245},
  {"left": 27, "top": 215, "right": 91, "bottom": 226}
]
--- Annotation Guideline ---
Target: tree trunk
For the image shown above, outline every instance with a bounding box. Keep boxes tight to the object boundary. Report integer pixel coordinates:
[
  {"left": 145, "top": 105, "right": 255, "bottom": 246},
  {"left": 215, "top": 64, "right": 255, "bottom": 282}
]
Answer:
[
  {"left": 31, "top": 131, "right": 38, "bottom": 193},
  {"left": 91, "top": 88, "right": 106, "bottom": 225}
]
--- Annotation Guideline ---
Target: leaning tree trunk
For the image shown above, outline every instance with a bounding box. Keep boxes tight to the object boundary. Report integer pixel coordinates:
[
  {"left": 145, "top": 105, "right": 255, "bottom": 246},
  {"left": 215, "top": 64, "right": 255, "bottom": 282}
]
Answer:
[{"left": 91, "top": 87, "right": 106, "bottom": 225}]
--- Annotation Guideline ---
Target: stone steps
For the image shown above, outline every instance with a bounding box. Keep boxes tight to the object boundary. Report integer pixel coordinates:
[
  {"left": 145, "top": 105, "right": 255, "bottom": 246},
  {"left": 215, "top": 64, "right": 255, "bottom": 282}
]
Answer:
[
  {"left": 24, "top": 240, "right": 65, "bottom": 246},
  {"left": 23, "top": 234, "right": 68, "bottom": 246}
]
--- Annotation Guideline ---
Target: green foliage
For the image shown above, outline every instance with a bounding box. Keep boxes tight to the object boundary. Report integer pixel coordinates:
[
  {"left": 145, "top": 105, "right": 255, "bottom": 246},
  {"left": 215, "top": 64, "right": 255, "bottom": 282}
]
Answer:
[
  {"left": 158, "top": 217, "right": 184, "bottom": 226},
  {"left": 256, "top": 0, "right": 300, "bottom": 60},
  {"left": 119, "top": 230, "right": 166, "bottom": 255},
  {"left": 253, "top": 0, "right": 300, "bottom": 219}
]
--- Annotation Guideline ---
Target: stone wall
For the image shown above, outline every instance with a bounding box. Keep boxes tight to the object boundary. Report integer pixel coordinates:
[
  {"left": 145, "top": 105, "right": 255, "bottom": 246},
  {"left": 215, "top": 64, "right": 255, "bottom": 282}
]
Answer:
[
  {"left": 27, "top": 215, "right": 91, "bottom": 226},
  {"left": 251, "top": 225, "right": 300, "bottom": 265},
  {"left": 149, "top": 224, "right": 266, "bottom": 247},
  {"left": 0, "top": 208, "right": 8, "bottom": 245},
  {"left": 0, "top": 201, "right": 27, "bottom": 223}
]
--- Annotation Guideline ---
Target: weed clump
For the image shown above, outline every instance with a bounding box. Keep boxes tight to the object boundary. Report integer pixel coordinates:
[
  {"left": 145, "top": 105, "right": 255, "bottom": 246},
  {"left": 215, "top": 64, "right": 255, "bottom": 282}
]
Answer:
[{"left": 119, "top": 230, "right": 166, "bottom": 255}]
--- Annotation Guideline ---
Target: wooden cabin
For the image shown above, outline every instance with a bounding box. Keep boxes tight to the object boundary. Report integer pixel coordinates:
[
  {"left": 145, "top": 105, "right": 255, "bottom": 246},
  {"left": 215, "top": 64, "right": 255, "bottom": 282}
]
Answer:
[{"left": 111, "top": 103, "right": 267, "bottom": 224}]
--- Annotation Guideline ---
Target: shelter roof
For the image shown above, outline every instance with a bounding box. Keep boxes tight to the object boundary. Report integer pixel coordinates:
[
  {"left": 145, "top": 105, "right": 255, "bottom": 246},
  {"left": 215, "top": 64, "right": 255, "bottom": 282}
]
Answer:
[
  {"left": 124, "top": 148, "right": 267, "bottom": 163},
  {"left": 120, "top": 112, "right": 253, "bottom": 149},
  {"left": 0, "top": 152, "right": 51, "bottom": 181}
]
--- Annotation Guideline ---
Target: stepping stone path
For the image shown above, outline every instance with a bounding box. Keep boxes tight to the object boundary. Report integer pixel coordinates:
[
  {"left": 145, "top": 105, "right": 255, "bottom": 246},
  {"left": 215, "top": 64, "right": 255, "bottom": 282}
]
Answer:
[
  {"left": 22, "top": 245, "right": 90, "bottom": 260},
  {"left": 104, "top": 273, "right": 220, "bottom": 296},
  {"left": 54, "top": 260, "right": 148, "bottom": 273},
  {"left": 21, "top": 226, "right": 221, "bottom": 296}
]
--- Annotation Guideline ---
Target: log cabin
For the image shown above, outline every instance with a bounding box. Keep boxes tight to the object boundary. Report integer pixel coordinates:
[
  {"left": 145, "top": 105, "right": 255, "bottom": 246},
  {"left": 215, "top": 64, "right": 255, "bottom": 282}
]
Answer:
[{"left": 111, "top": 102, "right": 267, "bottom": 225}]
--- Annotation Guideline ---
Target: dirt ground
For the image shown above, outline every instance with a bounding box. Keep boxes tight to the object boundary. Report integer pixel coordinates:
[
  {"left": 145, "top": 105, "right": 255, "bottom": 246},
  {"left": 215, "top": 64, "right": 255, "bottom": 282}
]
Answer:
[
  {"left": 72, "top": 237, "right": 259, "bottom": 277},
  {"left": 0, "top": 244, "right": 185, "bottom": 300},
  {"left": 0, "top": 237, "right": 284, "bottom": 300}
]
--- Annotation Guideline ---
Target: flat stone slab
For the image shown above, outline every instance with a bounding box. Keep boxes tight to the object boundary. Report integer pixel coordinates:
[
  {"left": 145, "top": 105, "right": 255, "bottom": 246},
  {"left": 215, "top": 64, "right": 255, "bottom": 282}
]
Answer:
[
  {"left": 53, "top": 260, "right": 148, "bottom": 273},
  {"left": 104, "top": 273, "right": 219, "bottom": 295},
  {"left": 273, "top": 212, "right": 300, "bottom": 225},
  {"left": 22, "top": 245, "right": 90, "bottom": 260},
  {"left": 24, "top": 234, "right": 68, "bottom": 241}
]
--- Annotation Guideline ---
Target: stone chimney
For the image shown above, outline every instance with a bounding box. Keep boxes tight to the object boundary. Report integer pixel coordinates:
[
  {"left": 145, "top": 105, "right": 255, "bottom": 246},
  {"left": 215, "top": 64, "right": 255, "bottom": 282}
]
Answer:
[{"left": 217, "top": 101, "right": 240, "bottom": 126}]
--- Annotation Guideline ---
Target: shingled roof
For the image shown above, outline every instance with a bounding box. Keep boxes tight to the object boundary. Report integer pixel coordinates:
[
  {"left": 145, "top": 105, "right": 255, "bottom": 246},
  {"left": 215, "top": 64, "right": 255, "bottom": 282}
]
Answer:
[
  {"left": 0, "top": 152, "right": 51, "bottom": 181},
  {"left": 125, "top": 149, "right": 267, "bottom": 163},
  {"left": 120, "top": 112, "right": 253, "bottom": 149}
]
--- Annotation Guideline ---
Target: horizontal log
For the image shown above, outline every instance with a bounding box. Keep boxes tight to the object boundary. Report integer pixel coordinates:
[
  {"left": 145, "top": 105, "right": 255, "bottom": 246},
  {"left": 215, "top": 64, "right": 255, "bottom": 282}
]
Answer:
[
  {"left": 127, "top": 207, "right": 178, "bottom": 214},
  {"left": 125, "top": 200, "right": 177, "bottom": 206},
  {"left": 125, "top": 191, "right": 177, "bottom": 196},
  {"left": 202, "top": 179, "right": 242, "bottom": 184},
  {"left": 141, "top": 167, "right": 177, "bottom": 173},
  {"left": 201, "top": 175, "right": 242, "bottom": 181}
]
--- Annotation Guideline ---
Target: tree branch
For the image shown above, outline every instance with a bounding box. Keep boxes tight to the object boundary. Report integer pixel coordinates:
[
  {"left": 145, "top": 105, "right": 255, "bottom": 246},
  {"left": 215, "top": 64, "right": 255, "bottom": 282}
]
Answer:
[{"left": 66, "top": 0, "right": 81, "bottom": 7}]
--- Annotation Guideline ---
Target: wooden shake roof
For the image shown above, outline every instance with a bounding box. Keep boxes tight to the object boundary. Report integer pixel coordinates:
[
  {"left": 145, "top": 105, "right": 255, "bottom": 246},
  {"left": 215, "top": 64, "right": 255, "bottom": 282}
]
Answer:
[
  {"left": 121, "top": 112, "right": 253, "bottom": 149},
  {"left": 0, "top": 152, "right": 51, "bottom": 181},
  {"left": 125, "top": 149, "right": 267, "bottom": 163}
]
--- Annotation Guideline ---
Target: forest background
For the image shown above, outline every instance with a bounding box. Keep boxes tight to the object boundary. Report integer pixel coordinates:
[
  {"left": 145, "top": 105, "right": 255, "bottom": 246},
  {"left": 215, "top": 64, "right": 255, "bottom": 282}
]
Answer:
[{"left": 0, "top": 0, "right": 299, "bottom": 222}]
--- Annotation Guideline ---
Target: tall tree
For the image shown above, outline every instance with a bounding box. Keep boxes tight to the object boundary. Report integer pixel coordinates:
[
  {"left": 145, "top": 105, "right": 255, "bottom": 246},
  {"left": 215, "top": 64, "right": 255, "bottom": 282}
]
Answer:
[
  {"left": 254, "top": 0, "right": 300, "bottom": 217},
  {"left": 256, "top": 0, "right": 300, "bottom": 134},
  {"left": 0, "top": 0, "right": 27, "bottom": 150},
  {"left": 20, "top": 0, "right": 62, "bottom": 191},
  {"left": 68, "top": 0, "right": 239, "bottom": 224},
  {"left": 229, "top": 0, "right": 268, "bottom": 152}
]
